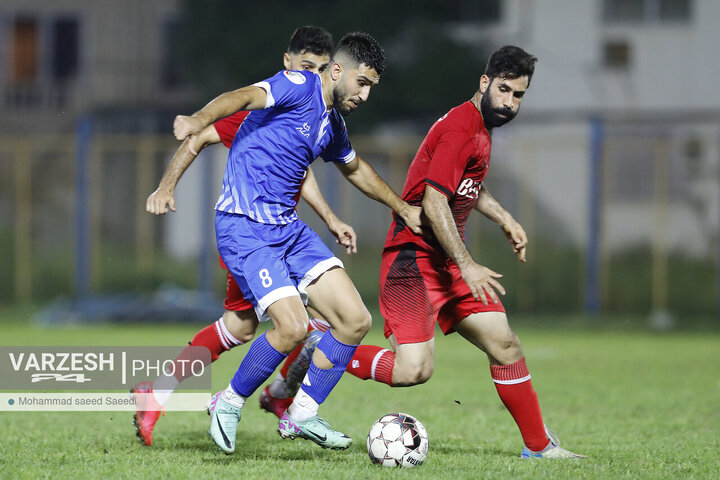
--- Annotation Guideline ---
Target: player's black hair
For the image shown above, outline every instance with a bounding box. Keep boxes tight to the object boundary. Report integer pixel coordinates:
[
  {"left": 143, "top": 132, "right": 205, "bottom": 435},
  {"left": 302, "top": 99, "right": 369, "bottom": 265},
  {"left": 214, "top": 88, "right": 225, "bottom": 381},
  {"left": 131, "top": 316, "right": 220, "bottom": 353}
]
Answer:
[
  {"left": 484, "top": 45, "right": 537, "bottom": 86},
  {"left": 287, "top": 26, "right": 333, "bottom": 56},
  {"left": 332, "top": 32, "right": 386, "bottom": 75}
]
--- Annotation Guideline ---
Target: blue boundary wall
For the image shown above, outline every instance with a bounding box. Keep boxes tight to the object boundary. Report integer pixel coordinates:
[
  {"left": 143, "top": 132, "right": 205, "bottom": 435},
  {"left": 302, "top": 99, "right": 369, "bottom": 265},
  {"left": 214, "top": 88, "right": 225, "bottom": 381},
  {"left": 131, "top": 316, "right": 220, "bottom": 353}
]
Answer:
[
  {"left": 74, "top": 116, "right": 92, "bottom": 299},
  {"left": 584, "top": 117, "right": 603, "bottom": 315}
]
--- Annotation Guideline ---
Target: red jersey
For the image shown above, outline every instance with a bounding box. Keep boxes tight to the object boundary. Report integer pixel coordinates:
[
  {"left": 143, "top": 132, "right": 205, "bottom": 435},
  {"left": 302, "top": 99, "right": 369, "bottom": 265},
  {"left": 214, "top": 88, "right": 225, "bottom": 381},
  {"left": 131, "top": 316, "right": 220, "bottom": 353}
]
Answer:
[
  {"left": 384, "top": 101, "right": 492, "bottom": 254},
  {"left": 213, "top": 111, "right": 304, "bottom": 204},
  {"left": 213, "top": 111, "right": 251, "bottom": 148}
]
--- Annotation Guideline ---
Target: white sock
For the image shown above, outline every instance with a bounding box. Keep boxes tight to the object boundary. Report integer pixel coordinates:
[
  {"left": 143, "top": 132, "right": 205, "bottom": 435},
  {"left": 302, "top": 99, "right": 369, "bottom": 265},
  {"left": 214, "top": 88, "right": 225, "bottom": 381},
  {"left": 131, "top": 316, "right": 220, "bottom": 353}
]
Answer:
[
  {"left": 268, "top": 373, "right": 289, "bottom": 399},
  {"left": 222, "top": 383, "right": 247, "bottom": 409},
  {"left": 287, "top": 385, "right": 319, "bottom": 421},
  {"left": 153, "top": 374, "right": 179, "bottom": 406}
]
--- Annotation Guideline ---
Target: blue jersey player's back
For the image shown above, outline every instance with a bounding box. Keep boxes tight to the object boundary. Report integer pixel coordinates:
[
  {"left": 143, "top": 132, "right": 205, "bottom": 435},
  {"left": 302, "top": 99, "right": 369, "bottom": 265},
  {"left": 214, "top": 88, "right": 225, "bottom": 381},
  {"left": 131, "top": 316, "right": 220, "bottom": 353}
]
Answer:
[{"left": 215, "top": 69, "right": 356, "bottom": 224}]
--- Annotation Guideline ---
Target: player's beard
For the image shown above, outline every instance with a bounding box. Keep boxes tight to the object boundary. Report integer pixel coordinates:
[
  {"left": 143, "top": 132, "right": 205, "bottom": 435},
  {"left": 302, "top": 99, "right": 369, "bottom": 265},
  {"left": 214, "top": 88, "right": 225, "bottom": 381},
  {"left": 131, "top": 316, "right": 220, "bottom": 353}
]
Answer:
[
  {"left": 332, "top": 83, "right": 355, "bottom": 116},
  {"left": 480, "top": 89, "right": 516, "bottom": 129}
]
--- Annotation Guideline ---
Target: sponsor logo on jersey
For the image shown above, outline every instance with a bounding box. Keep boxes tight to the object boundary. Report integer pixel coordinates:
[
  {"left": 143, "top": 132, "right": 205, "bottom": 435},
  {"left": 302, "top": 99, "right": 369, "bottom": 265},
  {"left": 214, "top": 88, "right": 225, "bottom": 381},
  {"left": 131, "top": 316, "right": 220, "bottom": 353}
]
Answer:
[
  {"left": 456, "top": 178, "right": 481, "bottom": 199},
  {"left": 283, "top": 70, "right": 306, "bottom": 84},
  {"left": 296, "top": 122, "right": 311, "bottom": 138}
]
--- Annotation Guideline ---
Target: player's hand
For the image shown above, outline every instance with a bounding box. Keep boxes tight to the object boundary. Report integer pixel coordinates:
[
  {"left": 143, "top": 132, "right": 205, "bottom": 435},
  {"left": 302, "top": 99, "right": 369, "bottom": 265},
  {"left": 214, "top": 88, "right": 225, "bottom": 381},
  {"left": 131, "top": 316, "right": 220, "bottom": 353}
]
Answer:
[
  {"left": 327, "top": 217, "right": 357, "bottom": 254},
  {"left": 173, "top": 115, "right": 203, "bottom": 141},
  {"left": 146, "top": 188, "right": 175, "bottom": 215},
  {"left": 459, "top": 262, "right": 505, "bottom": 305},
  {"left": 400, "top": 205, "right": 424, "bottom": 235},
  {"left": 501, "top": 219, "right": 527, "bottom": 262}
]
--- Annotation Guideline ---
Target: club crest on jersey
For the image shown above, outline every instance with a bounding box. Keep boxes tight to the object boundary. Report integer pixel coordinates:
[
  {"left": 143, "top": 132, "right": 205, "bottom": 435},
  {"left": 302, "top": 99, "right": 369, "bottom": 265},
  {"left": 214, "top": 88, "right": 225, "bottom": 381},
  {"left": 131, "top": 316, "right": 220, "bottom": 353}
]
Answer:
[
  {"left": 283, "top": 70, "right": 306, "bottom": 84},
  {"left": 456, "top": 178, "right": 481, "bottom": 199}
]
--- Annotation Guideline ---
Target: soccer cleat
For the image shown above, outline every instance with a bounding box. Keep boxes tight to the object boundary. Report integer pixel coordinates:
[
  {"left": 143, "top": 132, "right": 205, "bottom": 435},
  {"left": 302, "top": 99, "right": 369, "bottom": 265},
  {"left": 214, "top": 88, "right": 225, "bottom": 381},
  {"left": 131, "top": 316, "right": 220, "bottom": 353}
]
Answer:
[
  {"left": 208, "top": 394, "right": 242, "bottom": 454},
  {"left": 284, "top": 329, "right": 324, "bottom": 397},
  {"left": 206, "top": 391, "right": 222, "bottom": 415},
  {"left": 259, "top": 386, "right": 293, "bottom": 419},
  {"left": 131, "top": 381, "right": 164, "bottom": 447},
  {"left": 278, "top": 411, "right": 352, "bottom": 450},
  {"left": 521, "top": 426, "right": 586, "bottom": 459}
]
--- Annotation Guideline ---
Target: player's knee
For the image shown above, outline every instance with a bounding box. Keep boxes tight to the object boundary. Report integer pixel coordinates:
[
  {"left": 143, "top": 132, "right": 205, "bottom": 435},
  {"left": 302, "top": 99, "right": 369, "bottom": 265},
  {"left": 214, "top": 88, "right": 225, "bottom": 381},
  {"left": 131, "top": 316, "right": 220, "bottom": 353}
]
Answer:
[
  {"left": 392, "top": 362, "right": 433, "bottom": 386},
  {"left": 492, "top": 332, "right": 522, "bottom": 363},
  {"left": 349, "top": 310, "right": 372, "bottom": 340},
  {"left": 223, "top": 310, "right": 257, "bottom": 343},
  {"left": 333, "top": 308, "right": 371, "bottom": 341},
  {"left": 275, "top": 317, "right": 309, "bottom": 345}
]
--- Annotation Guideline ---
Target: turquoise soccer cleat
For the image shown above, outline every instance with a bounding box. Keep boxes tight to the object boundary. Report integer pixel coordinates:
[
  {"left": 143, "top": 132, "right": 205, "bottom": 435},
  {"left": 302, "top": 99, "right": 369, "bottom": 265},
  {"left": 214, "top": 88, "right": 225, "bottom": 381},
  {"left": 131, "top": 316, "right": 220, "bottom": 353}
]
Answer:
[
  {"left": 278, "top": 411, "right": 352, "bottom": 450},
  {"left": 208, "top": 394, "right": 242, "bottom": 454},
  {"left": 206, "top": 391, "right": 221, "bottom": 415}
]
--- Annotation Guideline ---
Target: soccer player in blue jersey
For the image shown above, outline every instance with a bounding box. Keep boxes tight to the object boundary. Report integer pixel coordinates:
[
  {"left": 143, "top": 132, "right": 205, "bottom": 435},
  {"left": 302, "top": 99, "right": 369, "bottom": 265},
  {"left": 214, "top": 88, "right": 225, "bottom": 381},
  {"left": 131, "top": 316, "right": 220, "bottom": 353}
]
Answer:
[{"left": 174, "top": 32, "right": 422, "bottom": 453}]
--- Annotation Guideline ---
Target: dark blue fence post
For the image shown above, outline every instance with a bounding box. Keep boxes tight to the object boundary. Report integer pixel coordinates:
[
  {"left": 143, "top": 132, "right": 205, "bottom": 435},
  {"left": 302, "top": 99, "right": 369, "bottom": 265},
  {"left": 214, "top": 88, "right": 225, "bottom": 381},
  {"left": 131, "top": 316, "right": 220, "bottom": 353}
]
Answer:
[
  {"left": 75, "top": 116, "right": 92, "bottom": 299},
  {"left": 585, "top": 117, "right": 603, "bottom": 315},
  {"left": 199, "top": 152, "right": 214, "bottom": 295}
]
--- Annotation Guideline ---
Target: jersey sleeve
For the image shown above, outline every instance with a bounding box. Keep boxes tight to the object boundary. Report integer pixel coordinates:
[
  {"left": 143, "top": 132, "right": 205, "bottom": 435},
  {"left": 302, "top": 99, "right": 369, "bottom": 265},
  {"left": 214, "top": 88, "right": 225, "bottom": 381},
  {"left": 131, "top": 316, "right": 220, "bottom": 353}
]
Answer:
[
  {"left": 424, "top": 127, "right": 474, "bottom": 198},
  {"left": 213, "top": 111, "right": 250, "bottom": 148},
  {"left": 252, "top": 70, "right": 314, "bottom": 110},
  {"left": 320, "top": 112, "right": 356, "bottom": 164}
]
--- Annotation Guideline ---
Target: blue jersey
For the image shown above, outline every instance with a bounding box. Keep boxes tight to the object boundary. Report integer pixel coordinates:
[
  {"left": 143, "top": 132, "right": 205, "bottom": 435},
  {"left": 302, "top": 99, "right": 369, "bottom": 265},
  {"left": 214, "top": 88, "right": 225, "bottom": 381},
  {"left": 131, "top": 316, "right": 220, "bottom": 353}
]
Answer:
[{"left": 214, "top": 70, "right": 356, "bottom": 224}]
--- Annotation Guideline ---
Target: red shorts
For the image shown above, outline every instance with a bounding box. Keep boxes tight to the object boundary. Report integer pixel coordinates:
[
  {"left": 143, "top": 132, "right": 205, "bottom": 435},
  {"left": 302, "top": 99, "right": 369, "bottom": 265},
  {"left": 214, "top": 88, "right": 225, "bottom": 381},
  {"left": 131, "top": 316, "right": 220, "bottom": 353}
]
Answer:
[
  {"left": 218, "top": 256, "right": 253, "bottom": 311},
  {"left": 379, "top": 244, "right": 505, "bottom": 345}
]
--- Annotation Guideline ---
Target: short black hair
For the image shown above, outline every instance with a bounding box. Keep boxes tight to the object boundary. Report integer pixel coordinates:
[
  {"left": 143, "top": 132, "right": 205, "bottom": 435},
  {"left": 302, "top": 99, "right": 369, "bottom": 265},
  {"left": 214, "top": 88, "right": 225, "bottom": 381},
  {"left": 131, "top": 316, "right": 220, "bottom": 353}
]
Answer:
[
  {"left": 484, "top": 45, "right": 537, "bottom": 86},
  {"left": 287, "top": 26, "right": 333, "bottom": 56},
  {"left": 332, "top": 32, "right": 386, "bottom": 75}
]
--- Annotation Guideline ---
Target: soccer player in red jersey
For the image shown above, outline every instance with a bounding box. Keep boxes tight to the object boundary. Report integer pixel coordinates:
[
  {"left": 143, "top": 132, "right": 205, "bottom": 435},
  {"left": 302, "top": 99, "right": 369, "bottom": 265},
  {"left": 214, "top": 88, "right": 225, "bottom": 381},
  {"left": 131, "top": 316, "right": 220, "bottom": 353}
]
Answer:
[
  {"left": 344, "top": 46, "right": 585, "bottom": 459},
  {"left": 134, "top": 26, "right": 353, "bottom": 446}
]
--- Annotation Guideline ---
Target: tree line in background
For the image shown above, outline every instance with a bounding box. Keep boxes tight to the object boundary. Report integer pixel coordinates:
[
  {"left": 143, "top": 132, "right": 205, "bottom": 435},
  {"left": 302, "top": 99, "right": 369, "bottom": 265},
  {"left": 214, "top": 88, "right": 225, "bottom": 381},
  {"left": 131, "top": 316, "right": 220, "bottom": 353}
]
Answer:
[{"left": 171, "top": 0, "right": 499, "bottom": 132}]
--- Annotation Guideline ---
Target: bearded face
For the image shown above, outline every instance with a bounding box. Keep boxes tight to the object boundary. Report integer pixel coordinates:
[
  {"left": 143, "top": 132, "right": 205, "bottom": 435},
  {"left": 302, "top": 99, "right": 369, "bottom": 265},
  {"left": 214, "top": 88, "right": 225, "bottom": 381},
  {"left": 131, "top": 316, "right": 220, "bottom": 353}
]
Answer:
[
  {"left": 330, "top": 63, "right": 379, "bottom": 116},
  {"left": 480, "top": 87, "right": 517, "bottom": 129},
  {"left": 479, "top": 75, "right": 528, "bottom": 129}
]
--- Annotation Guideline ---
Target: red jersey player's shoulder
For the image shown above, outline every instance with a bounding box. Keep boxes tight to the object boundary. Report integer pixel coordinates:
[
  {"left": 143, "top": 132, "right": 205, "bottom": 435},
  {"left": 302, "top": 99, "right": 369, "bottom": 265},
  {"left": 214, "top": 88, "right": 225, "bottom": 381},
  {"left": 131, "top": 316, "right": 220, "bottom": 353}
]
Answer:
[
  {"left": 433, "top": 101, "right": 484, "bottom": 136},
  {"left": 213, "top": 111, "right": 251, "bottom": 148}
]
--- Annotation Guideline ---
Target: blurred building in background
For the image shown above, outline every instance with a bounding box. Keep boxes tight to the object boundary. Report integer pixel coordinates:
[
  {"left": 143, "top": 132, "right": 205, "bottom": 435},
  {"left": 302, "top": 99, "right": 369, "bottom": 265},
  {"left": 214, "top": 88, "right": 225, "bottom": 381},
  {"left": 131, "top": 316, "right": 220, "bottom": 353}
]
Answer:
[
  {"left": 0, "top": 0, "right": 717, "bottom": 319},
  {"left": 0, "top": 0, "right": 189, "bottom": 134}
]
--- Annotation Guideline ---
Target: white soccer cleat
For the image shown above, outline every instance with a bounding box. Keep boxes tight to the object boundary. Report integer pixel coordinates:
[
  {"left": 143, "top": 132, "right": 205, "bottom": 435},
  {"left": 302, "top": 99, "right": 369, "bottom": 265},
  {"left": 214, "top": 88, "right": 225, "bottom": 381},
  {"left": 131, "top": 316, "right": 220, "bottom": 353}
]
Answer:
[{"left": 520, "top": 426, "right": 586, "bottom": 459}]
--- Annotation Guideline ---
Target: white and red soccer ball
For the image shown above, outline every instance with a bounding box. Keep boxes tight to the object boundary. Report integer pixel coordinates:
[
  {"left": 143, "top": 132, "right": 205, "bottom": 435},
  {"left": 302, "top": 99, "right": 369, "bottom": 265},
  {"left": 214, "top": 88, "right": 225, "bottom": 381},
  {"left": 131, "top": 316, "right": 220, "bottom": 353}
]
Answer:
[{"left": 366, "top": 412, "right": 429, "bottom": 468}]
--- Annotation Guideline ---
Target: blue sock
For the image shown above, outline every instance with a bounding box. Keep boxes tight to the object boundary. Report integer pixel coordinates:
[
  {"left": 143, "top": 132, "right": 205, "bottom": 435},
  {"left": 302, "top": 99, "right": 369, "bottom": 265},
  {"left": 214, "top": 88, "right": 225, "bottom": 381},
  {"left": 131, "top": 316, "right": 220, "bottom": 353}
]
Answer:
[
  {"left": 230, "top": 332, "right": 286, "bottom": 398},
  {"left": 301, "top": 331, "right": 357, "bottom": 404}
]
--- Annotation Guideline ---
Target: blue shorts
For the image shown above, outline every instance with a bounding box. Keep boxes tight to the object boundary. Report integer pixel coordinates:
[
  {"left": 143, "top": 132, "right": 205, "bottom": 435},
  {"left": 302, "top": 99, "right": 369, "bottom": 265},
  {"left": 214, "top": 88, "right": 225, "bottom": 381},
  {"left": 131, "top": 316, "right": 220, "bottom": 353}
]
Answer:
[{"left": 215, "top": 211, "right": 343, "bottom": 321}]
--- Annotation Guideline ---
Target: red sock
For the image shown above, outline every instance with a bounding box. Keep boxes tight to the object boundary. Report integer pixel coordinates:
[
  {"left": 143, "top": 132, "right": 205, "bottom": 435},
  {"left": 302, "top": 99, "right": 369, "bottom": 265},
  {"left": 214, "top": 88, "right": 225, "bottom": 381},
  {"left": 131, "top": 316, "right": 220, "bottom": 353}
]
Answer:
[
  {"left": 490, "top": 357, "right": 549, "bottom": 452},
  {"left": 345, "top": 345, "right": 394, "bottom": 386},
  {"left": 278, "top": 317, "right": 331, "bottom": 378},
  {"left": 171, "top": 318, "right": 242, "bottom": 382}
]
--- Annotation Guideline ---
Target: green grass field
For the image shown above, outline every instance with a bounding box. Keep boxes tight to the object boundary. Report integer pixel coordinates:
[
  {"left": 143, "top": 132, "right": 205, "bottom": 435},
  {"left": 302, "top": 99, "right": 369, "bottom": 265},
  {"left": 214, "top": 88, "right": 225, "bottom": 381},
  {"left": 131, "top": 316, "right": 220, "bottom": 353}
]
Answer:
[{"left": 1, "top": 305, "right": 719, "bottom": 479}]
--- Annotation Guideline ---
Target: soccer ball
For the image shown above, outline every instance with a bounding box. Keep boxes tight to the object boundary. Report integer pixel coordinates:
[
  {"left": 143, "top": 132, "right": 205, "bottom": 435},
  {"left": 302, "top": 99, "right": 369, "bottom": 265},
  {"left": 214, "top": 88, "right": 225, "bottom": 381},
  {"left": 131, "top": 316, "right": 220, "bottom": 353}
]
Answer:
[{"left": 366, "top": 413, "right": 429, "bottom": 468}]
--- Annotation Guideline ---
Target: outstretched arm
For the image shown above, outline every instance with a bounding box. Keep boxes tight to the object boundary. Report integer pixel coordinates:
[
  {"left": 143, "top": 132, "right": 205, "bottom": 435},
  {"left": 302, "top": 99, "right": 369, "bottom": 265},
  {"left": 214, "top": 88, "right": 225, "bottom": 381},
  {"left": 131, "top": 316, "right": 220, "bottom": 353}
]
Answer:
[
  {"left": 423, "top": 186, "right": 505, "bottom": 305},
  {"left": 474, "top": 186, "right": 527, "bottom": 262},
  {"left": 336, "top": 156, "right": 423, "bottom": 234},
  {"left": 300, "top": 168, "right": 357, "bottom": 254},
  {"left": 146, "top": 125, "right": 221, "bottom": 215},
  {"left": 174, "top": 86, "right": 267, "bottom": 141}
]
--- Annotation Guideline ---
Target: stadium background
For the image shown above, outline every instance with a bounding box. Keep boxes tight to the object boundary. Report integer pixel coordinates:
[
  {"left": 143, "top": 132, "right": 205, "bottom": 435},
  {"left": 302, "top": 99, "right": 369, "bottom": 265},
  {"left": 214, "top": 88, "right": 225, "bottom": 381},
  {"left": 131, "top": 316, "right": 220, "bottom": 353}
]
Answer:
[{"left": 2, "top": 0, "right": 718, "bottom": 324}]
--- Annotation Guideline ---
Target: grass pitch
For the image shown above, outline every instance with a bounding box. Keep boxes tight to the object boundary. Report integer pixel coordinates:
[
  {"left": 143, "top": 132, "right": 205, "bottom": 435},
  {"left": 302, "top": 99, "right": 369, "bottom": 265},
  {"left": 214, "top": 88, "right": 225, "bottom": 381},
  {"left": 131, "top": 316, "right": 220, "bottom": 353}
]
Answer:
[{"left": 1, "top": 306, "right": 719, "bottom": 479}]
